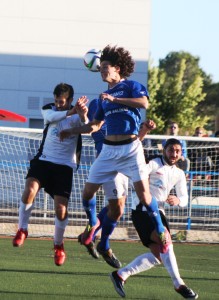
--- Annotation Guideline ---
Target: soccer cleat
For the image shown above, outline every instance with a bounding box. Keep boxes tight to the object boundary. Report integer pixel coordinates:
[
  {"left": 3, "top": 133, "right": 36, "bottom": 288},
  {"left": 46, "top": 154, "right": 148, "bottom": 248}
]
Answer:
[
  {"left": 54, "top": 243, "right": 66, "bottom": 266},
  {"left": 12, "top": 228, "right": 28, "bottom": 247},
  {"left": 97, "top": 242, "right": 122, "bottom": 268},
  {"left": 80, "top": 218, "right": 100, "bottom": 246},
  {"left": 110, "top": 271, "right": 126, "bottom": 298},
  {"left": 78, "top": 233, "right": 99, "bottom": 259},
  {"left": 175, "top": 285, "right": 198, "bottom": 299}
]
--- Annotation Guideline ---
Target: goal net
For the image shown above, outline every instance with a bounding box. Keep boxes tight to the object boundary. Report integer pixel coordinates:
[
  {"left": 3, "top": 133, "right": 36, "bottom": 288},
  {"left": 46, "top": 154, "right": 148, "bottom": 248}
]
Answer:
[{"left": 0, "top": 127, "right": 218, "bottom": 243}]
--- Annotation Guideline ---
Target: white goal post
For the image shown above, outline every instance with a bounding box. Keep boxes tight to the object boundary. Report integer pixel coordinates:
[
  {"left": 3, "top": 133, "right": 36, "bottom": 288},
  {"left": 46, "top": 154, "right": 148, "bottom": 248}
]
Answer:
[{"left": 0, "top": 126, "right": 218, "bottom": 243}]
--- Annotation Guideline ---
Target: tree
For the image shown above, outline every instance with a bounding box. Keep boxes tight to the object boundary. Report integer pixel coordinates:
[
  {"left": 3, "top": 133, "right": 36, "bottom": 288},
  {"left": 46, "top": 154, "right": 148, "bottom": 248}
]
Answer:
[{"left": 147, "top": 52, "right": 208, "bottom": 135}]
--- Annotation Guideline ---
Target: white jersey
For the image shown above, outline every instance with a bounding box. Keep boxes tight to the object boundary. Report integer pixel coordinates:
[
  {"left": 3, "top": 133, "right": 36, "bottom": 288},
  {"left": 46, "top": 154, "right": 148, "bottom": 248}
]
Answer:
[
  {"left": 36, "top": 103, "right": 87, "bottom": 169},
  {"left": 132, "top": 156, "right": 188, "bottom": 211}
]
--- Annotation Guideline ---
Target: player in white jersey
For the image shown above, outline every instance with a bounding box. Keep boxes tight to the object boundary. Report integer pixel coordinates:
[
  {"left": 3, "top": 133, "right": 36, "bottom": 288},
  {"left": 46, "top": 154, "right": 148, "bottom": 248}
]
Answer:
[
  {"left": 110, "top": 138, "right": 198, "bottom": 299},
  {"left": 12, "top": 83, "right": 89, "bottom": 266},
  {"left": 60, "top": 45, "right": 167, "bottom": 268}
]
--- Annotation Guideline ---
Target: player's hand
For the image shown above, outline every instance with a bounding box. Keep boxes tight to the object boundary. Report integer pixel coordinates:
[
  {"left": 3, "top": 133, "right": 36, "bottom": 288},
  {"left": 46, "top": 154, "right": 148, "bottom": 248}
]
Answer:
[
  {"left": 100, "top": 93, "right": 114, "bottom": 102},
  {"left": 138, "top": 119, "right": 156, "bottom": 141},
  {"left": 144, "top": 119, "right": 156, "bottom": 131},
  {"left": 74, "top": 96, "right": 89, "bottom": 122},
  {"left": 166, "top": 195, "right": 180, "bottom": 206}
]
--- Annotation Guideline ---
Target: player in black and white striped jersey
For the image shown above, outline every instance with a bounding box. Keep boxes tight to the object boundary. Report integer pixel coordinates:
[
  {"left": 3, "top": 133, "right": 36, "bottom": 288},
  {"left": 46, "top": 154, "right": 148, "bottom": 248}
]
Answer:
[{"left": 12, "top": 83, "right": 89, "bottom": 267}]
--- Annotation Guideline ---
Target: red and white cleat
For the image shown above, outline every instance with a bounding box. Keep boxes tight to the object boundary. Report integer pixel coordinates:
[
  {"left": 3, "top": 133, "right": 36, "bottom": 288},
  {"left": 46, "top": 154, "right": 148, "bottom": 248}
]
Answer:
[
  {"left": 54, "top": 243, "right": 66, "bottom": 266},
  {"left": 80, "top": 218, "right": 100, "bottom": 246},
  {"left": 12, "top": 228, "right": 28, "bottom": 247}
]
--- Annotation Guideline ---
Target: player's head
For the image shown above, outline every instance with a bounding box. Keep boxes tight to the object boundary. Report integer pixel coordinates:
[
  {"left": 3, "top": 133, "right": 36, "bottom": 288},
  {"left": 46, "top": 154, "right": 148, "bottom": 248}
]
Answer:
[
  {"left": 100, "top": 45, "right": 135, "bottom": 82},
  {"left": 163, "top": 138, "right": 182, "bottom": 166},
  {"left": 53, "top": 83, "right": 74, "bottom": 111}
]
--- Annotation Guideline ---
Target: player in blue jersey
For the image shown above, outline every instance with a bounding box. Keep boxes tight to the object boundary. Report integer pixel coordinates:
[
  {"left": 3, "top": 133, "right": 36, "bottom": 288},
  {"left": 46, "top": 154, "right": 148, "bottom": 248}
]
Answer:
[
  {"left": 60, "top": 45, "right": 167, "bottom": 266},
  {"left": 87, "top": 98, "right": 107, "bottom": 156},
  {"left": 80, "top": 119, "right": 157, "bottom": 268},
  {"left": 78, "top": 98, "right": 128, "bottom": 266},
  {"left": 12, "top": 83, "right": 89, "bottom": 266}
]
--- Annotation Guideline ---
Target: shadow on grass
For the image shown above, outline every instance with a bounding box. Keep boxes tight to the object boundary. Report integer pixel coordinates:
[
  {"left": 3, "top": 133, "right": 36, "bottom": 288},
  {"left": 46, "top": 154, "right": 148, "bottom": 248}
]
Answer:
[{"left": 0, "top": 268, "right": 217, "bottom": 283}]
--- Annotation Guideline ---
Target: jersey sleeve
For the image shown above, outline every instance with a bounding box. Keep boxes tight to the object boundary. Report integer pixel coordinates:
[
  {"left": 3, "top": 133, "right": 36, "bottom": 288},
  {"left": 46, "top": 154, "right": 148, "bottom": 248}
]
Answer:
[
  {"left": 175, "top": 170, "right": 188, "bottom": 207},
  {"left": 41, "top": 103, "right": 68, "bottom": 124},
  {"left": 88, "top": 99, "right": 99, "bottom": 121},
  {"left": 129, "top": 81, "right": 149, "bottom": 98},
  {"left": 93, "top": 99, "right": 105, "bottom": 121}
]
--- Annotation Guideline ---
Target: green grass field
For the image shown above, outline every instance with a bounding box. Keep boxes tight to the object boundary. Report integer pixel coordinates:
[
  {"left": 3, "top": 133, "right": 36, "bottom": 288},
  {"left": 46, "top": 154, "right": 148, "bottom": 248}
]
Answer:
[{"left": 0, "top": 237, "right": 218, "bottom": 300}]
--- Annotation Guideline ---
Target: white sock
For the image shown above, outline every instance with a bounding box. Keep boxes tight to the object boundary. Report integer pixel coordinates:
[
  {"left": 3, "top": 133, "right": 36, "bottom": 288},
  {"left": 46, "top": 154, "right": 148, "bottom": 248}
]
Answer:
[
  {"left": 160, "top": 244, "right": 185, "bottom": 288},
  {"left": 54, "top": 216, "right": 68, "bottom": 245},
  {"left": 117, "top": 252, "right": 160, "bottom": 281},
  {"left": 18, "top": 200, "right": 34, "bottom": 230}
]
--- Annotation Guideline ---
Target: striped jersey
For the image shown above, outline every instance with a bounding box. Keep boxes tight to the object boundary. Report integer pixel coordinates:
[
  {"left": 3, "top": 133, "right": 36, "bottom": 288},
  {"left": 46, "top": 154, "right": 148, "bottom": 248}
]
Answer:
[{"left": 35, "top": 103, "right": 86, "bottom": 169}]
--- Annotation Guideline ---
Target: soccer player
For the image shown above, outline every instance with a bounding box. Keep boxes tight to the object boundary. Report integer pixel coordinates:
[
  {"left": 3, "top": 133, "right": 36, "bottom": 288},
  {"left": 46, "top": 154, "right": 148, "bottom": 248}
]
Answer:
[
  {"left": 12, "top": 83, "right": 89, "bottom": 266},
  {"left": 110, "top": 138, "right": 198, "bottom": 299},
  {"left": 80, "top": 119, "right": 156, "bottom": 268},
  {"left": 78, "top": 98, "right": 128, "bottom": 266},
  {"left": 60, "top": 45, "right": 167, "bottom": 265},
  {"left": 87, "top": 98, "right": 106, "bottom": 156}
]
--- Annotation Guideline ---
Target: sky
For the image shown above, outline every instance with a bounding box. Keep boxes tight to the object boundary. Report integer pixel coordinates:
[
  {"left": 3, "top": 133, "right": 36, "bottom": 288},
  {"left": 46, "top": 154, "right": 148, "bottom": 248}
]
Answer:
[{"left": 150, "top": 0, "right": 219, "bottom": 83}]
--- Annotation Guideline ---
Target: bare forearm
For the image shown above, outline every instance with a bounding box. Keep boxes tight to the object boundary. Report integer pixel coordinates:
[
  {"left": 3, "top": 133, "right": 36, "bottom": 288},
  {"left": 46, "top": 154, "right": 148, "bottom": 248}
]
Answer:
[{"left": 101, "top": 93, "right": 149, "bottom": 109}]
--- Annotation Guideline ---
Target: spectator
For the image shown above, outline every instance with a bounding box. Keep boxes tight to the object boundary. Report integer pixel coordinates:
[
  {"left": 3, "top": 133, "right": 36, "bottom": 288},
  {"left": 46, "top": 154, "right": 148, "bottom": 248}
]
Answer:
[
  {"left": 193, "top": 127, "right": 205, "bottom": 137},
  {"left": 162, "top": 121, "right": 190, "bottom": 172},
  {"left": 188, "top": 127, "right": 213, "bottom": 181},
  {"left": 215, "top": 130, "right": 219, "bottom": 138}
]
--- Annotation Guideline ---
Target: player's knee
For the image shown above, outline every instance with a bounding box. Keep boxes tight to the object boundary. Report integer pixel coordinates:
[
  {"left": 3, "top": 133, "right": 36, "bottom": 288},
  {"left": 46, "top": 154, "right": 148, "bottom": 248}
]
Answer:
[
  {"left": 55, "top": 206, "right": 67, "bottom": 221},
  {"left": 107, "top": 202, "right": 124, "bottom": 221}
]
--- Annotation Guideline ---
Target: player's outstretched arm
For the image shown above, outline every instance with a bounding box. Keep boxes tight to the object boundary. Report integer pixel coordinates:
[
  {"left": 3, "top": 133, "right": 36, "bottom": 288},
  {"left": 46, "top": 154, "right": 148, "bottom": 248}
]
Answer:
[
  {"left": 59, "top": 119, "right": 104, "bottom": 141},
  {"left": 100, "top": 93, "right": 149, "bottom": 109}
]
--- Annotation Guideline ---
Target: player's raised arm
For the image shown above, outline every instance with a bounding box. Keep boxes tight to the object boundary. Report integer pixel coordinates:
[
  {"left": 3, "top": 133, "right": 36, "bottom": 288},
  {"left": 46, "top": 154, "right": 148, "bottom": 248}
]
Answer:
[
  {"left": 138, "top": 119, "right": 156, "bottom": 141},
  {"left": 100, "top": 93, "right": 149, "bottom": 109}
]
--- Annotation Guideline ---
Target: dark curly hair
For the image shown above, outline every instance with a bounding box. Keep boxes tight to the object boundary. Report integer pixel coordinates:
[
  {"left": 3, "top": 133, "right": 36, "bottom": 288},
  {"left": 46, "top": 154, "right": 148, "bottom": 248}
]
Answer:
[{"left": 100, "top": 45, "right": 135, "bottom": 78}]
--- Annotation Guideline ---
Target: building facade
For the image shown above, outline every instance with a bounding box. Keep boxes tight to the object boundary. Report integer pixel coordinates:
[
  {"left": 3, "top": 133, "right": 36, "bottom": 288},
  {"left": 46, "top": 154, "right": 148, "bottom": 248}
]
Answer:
[{"left": 0, "top": 0, "right": 151, "bottom": 128}]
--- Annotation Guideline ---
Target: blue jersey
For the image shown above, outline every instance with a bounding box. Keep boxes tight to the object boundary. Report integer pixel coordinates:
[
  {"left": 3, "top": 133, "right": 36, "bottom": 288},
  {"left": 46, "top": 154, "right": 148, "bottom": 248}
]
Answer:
[
  {"left": 88, "top": 99, "right": 106, "bottom": 155},
  {"left": 94, "top": 80, "right": 149, "bottom": 136}
]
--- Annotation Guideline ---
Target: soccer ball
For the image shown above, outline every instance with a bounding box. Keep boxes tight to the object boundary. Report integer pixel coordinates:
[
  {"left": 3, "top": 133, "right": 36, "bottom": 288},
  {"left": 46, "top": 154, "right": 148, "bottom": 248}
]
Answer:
[{"left": 83, "top": 49, "right": 101, "bottom": 72}]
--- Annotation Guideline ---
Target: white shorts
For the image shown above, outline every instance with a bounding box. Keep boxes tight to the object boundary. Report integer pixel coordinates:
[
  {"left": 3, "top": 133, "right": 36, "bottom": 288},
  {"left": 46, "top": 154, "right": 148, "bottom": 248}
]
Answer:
[
  {"left": 87, "top": 138, "right": 148, "bottom": 186},
  {"left": 102, "top": 173, "right": 129, "bottom": 200}
]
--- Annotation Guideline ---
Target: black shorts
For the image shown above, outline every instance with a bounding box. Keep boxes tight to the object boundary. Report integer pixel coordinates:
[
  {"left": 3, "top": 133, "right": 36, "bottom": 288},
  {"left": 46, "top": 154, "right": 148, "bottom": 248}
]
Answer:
[
  {"left": 131, "top": 209, "right": 170, "bottom": 248},
  {"left": 26, "top": 159, "right": 73, "bottom": 199}
]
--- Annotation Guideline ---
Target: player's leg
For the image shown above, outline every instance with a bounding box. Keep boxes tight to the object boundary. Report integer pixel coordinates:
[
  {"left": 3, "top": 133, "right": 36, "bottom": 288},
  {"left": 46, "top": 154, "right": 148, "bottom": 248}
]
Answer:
[
  {"left": 80, "top": 182, "right": 101, "bottom": 245},
  {"left": 53, "top": 196, "right": 69, "bottom": 266},
  {"left": 97, "top": 197, "right": 125, "bottom": 268},
  {"left": 13, "top": 177, "right": 40, "bottom": 247},
  {"left": 78, "top": 201, "right": 105, "bottom": 259},
  {"left": 97, "top": 174, "right": 128, "bottom": 268},
  {"left": 150, "top": 216, "right": 198, "bottom": 299},
  {"left": 133, "top": 179, "right": 166, "bottom": 241},
  {"left": 80, "top": 153, "right": 114, "bottom": 245},
  {"left": 51, "top": 164, "right": 74, "bottom": 266},
  {"left": 123, "top": 139, "right": 165, "bottom": 242},
  {"left": 110, "top": 209, "right": 160, "bottom": 297}
]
